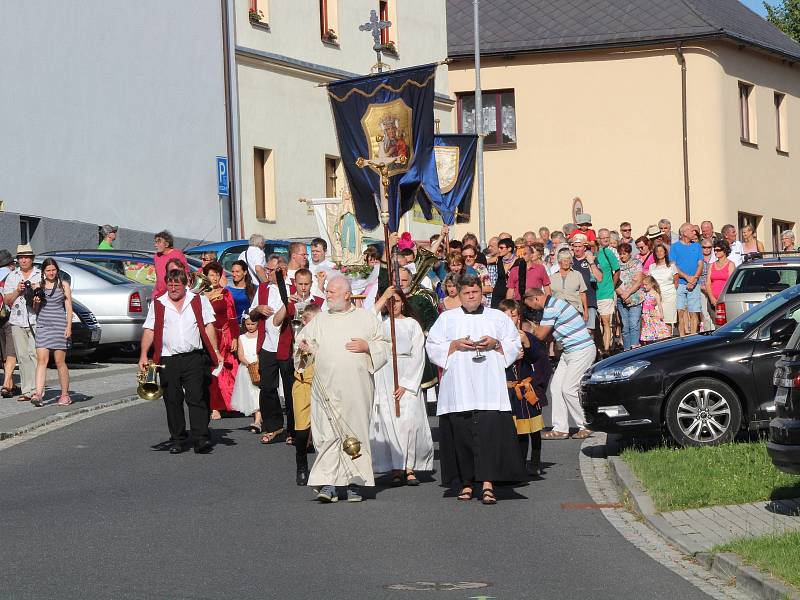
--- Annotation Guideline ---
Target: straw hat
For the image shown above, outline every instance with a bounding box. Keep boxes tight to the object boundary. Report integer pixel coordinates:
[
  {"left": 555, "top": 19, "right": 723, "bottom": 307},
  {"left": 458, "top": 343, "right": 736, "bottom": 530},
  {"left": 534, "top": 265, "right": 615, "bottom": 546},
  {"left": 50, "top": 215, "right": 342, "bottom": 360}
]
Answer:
[
  {"left": 15, "top": 244, "right": 35, "bottom": 257},
  {"left": 645, "top": 225, "right": 662, "bottom": 239}
]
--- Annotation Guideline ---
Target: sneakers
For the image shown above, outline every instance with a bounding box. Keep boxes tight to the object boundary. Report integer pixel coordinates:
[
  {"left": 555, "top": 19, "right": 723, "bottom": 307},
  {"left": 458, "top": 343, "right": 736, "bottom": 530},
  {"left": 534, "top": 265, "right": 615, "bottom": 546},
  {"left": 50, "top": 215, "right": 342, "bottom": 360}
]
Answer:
[
  {"left": 316, "top": 485, "right": 338, "bottom": 503},
  {"left": 347, "top": 485, "right": 363, "bottom": 502}
]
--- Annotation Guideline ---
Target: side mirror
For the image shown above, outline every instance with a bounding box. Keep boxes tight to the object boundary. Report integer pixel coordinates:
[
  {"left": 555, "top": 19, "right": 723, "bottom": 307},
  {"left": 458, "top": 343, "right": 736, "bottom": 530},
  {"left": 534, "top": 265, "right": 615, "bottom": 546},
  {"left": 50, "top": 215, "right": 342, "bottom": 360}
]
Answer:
[{"left": 770, "top": 318, "right": 797, "bottom": 344}]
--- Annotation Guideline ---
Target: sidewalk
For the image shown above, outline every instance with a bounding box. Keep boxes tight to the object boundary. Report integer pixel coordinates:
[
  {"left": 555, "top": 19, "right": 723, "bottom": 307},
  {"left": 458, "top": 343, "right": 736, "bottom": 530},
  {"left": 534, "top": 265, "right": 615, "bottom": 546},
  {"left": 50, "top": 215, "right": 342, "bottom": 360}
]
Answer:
[{"left": 0, "top": 362, "right": 139, "bottom": 440}]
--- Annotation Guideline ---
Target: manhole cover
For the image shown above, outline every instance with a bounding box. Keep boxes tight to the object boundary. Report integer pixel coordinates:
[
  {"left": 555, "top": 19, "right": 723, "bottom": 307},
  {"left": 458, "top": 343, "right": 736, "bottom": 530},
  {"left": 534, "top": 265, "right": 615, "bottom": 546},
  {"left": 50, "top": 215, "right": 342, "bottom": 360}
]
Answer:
[{"left": 385, "top": 581, "right": 491, "bottom": 592}]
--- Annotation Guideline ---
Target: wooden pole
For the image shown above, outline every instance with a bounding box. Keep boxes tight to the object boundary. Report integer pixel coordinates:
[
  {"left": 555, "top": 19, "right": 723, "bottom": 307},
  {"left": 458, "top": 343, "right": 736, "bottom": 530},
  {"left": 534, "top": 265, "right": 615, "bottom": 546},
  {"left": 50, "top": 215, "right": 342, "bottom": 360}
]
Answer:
[{"left": 382, "top": 221, "right": 401, "bottom": 418}]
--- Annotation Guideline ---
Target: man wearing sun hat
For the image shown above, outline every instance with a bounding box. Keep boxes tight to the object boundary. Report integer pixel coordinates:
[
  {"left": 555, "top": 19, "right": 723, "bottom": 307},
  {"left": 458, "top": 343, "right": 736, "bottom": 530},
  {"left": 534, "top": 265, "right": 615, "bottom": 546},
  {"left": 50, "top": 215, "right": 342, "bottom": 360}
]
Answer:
[
  {"left": 568, "top": 214, "right": 597, "bottom": 243},
  {"left": 570, "top": 233, "right": 603, "bottom": 334},
  {"left": 2, "top": 245, "right": 41, "bottom": 401}
]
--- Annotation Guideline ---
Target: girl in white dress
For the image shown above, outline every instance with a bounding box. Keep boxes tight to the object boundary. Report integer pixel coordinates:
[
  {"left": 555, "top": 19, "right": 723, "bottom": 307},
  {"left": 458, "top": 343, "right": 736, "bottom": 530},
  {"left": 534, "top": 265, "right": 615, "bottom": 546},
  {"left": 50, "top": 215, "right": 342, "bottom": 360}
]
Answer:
[
  {"left": 370, "top": 287, "right": 434, "bottom": 486},
  {"left": 230, "top": 315, "right": 262, "bottom": 432},
  {"left": 648, "top": 244, "right": 678, "bottom": 329}
]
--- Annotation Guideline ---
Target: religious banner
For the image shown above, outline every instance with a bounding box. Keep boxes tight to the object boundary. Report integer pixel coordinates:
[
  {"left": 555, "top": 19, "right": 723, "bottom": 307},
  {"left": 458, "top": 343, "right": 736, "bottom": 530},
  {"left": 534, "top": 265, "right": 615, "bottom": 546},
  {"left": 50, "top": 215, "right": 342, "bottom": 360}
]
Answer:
[
  {"left": 416, "top": 133, "right": 478, "bottom": 225},
  {"left": 327, "top": 64, "right": 438, "bottom": 232}
]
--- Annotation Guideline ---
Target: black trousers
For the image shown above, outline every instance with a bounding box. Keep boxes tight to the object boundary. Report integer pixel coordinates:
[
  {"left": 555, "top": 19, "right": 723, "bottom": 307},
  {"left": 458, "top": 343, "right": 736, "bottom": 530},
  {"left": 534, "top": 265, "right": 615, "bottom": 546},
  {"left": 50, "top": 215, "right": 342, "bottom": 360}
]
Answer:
[
  {"left": 518, "top": 431, "right": 542, "bottom": 467},
  {"left": 161, "top": 351, "right": 211, "bottom": 447},
  {"left": 258, "top": 350, "right": 282, "bottom": 433},
  {"left": 295, "top": 428, "right": 310, "bottom": 470}
]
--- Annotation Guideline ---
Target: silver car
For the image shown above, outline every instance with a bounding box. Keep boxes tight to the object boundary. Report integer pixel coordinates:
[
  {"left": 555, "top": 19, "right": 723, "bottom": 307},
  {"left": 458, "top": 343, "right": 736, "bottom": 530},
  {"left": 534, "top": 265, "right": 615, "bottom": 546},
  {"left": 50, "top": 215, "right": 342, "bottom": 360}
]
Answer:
[
  {"left": 37, "top": 258, "right": 151, "bottom": 349},
  {"left": 716, "top": 254, "right": 800, "bottom": 325}
]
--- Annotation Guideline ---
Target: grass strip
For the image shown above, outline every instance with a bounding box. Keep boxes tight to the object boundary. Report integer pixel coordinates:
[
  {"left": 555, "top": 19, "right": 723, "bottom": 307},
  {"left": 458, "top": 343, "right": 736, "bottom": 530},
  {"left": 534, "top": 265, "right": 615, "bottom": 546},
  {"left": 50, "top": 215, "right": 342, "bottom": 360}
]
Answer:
[
  {"left": 717, "top": 531, "right": 800, "bottom": 589},
  {"left": 621, "top": 440, "right": 800, "bottom": 512}
]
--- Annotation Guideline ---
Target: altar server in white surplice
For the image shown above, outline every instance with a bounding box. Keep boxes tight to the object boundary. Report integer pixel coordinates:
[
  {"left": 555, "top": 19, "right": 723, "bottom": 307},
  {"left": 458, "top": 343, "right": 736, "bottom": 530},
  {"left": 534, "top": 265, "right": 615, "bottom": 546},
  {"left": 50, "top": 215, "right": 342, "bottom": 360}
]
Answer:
[
  {"left": 370, "top": 287, "right": 433, "bottom": 487},
  {"left": 426, "top": 274, "right": 527, "bottom": 505},
  {"left": 295, "top": 276, "right": 389, "bottom": 503}
]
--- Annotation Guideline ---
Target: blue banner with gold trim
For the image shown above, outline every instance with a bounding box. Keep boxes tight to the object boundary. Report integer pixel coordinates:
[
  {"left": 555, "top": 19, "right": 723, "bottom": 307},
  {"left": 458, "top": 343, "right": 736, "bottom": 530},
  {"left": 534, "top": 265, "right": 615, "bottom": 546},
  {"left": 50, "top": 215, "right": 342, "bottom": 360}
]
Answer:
[
  {"left": 416, "top": 134, "right": 478, "bottom": 225},
  {"left": 328, "top": 64, "right": 437, "bottom": 231}
]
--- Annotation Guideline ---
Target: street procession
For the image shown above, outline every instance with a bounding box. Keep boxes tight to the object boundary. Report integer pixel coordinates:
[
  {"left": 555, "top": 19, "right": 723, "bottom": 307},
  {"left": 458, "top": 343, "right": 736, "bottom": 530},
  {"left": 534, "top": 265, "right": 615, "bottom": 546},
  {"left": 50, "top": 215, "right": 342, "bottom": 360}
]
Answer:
[{"left": 3, "top": 1, "right": 800, "bottom": 599}]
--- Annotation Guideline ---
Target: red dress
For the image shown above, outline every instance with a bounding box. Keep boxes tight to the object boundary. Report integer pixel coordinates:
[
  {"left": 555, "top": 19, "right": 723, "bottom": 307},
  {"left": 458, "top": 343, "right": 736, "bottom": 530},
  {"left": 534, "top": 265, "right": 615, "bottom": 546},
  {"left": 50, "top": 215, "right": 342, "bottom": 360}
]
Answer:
[{"left": 208, "top": 287, "right": 240, "bottom": 411}]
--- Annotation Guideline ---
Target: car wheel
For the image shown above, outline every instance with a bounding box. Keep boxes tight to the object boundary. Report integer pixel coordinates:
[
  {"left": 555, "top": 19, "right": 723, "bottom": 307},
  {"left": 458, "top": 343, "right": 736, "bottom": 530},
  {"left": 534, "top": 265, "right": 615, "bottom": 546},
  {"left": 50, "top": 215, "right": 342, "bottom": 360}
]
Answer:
[{"left": 665, "top": 378, "right": 742, "bottom": 447}]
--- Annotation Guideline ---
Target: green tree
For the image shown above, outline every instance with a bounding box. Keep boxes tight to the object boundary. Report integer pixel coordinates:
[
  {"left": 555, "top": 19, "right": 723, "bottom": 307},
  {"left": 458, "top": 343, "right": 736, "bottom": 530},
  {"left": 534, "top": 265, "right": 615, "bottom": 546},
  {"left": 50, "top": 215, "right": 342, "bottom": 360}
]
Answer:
[{"left": 764, "top": 0, "right": 800, "bottom": 43}]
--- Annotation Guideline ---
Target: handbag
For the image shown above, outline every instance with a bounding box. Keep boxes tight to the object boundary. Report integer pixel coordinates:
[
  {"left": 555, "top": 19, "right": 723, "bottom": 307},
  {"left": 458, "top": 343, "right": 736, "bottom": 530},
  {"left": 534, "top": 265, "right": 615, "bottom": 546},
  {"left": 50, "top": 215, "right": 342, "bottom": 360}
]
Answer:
[{"left": 246, "top": 362, "right": 260, "bottom": 385}]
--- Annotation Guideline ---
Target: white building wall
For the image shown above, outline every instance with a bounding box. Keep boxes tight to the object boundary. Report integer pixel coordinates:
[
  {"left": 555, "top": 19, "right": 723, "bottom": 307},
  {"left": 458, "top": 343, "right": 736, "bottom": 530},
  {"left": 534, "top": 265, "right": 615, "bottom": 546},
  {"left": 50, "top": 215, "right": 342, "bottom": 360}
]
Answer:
[
  {"left": 0, "top": 0, "right": 228, "bottom": 243},
  {"left": 235, "top": 0, "right": 452, "bottom": 240}
]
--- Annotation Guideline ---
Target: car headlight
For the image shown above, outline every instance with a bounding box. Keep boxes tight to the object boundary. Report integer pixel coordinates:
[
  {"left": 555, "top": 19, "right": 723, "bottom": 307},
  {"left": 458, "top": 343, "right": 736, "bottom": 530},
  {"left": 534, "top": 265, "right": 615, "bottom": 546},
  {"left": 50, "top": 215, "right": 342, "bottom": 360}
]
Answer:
[{"left": 590, "top": 360, "right": 650, "bottom": 383}]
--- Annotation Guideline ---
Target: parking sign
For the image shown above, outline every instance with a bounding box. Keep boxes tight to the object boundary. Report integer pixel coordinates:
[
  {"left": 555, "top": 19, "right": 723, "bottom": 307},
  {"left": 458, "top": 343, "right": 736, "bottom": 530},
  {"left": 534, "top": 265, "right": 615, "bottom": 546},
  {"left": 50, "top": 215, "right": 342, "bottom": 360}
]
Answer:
[{"left": 216, "top": 156, "right": 229, "bottom": 196}]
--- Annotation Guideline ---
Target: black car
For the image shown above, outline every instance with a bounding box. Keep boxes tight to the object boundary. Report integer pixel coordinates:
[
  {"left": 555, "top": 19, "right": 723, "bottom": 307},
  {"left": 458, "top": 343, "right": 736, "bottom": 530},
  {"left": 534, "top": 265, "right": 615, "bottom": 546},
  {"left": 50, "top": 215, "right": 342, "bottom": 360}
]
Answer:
[
  {"left": 767, "top": 321, "right": 800, "bottom": 474},
  {"left": 581, "top": 285, "right": 800, "bottom": 446},
  {"left": 69, "top": 299, "right": 102, "bottom": 357}
]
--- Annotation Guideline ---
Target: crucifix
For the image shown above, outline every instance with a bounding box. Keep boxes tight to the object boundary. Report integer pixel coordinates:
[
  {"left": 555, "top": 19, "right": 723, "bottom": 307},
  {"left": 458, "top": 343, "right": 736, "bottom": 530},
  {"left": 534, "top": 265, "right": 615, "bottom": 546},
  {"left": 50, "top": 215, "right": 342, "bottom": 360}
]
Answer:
[{"left": 359, "top": 9, "right": 391, "bottom": 73}]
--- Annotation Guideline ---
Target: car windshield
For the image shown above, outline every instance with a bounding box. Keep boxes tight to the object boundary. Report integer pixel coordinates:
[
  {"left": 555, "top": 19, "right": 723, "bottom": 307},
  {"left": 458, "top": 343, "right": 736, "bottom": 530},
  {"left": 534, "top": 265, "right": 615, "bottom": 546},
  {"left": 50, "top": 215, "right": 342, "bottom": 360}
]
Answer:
[
  {"left": 727, "top": 266, "right": 800, "bottom": 294},
  {"left": 716, "top": 284, "right": 800, "bottom": 334},
  {"left": 70, "top": 261, "right": 132, "bottom": 285}
]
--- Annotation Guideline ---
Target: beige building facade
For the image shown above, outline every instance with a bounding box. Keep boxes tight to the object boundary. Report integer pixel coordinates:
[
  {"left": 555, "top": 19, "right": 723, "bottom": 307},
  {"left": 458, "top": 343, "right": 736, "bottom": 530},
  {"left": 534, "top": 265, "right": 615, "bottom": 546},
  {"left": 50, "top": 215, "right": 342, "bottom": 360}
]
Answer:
[
  {"left": 446, "top": 0, "right": 800, "bottom": 250},
  {"left": 234, "top": 0, "right": 453, "bottom": 241}
]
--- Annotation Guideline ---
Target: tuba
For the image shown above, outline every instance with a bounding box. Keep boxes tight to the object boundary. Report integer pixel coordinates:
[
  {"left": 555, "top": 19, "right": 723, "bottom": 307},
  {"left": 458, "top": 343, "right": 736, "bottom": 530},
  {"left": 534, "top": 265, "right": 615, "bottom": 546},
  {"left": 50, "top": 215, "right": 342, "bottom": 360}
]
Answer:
[
  {"left": 188, "top": 272, "right": 213, "bottom": 294},
  {"left": 137, "top": 361, "right": 163, "bottom": 401},
  {"left": 407, "top": 246, "right": 439, "bottom": 310}
]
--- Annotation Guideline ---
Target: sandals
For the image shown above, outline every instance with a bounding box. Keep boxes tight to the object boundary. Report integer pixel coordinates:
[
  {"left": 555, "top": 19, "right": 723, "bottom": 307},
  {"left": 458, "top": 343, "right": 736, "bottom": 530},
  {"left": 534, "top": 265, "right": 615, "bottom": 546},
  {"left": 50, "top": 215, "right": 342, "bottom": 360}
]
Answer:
[
  {"left": 30, "top": 392, "right": 43, "bottom": 407},
  {"left": 57, "top": 394, "right": 73, "bottom": 406},
  {"left": 248, "top": 423, "right": 262, "bottom": 434},
  {"left": 481, "top": 489, "right": 497, "bottom": 505},
  {"left": 259, "top": 428, "right": 285, "bottom": 445},
  {"left": 210, "top": 410, "right": 222, "bottom": 420},
  {"left": 572, "top": 429, "right": 592, "bottom": 439},
  {"left": 1, "top": 387, "right": 12, "bottom": 398},
  {"left": 457, "top": 486, "right": 473, "bottom": 501},
  {"left": 285, "top": 435, "right": 295, "bottom": 446},
  {"left": 405, "top": 472, "right": 420, "bottom": 487},
  {"left": 542, "top": 430, "right": 569, "bottom": 440},
  {"left": 391, "top": 473, "right": 405, "bottom": 487},
  {"left": 18, "top": 395, "right": 30, "bottom": 402}
]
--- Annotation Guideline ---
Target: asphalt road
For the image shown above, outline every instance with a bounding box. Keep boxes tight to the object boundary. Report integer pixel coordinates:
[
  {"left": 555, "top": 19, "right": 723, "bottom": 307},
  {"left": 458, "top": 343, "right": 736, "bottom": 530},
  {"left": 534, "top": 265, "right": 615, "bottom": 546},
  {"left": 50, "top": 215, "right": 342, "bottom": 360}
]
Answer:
[{"left": 1, "top": 402, "right": 719, "bottom": 600}]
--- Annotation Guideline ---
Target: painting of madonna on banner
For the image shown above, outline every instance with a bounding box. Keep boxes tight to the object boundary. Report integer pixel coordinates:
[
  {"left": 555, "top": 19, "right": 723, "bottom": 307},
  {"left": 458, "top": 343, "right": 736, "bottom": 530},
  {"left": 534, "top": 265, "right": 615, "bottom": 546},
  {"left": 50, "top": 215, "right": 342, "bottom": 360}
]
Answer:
[{"left": 360, "top": 98, "right": 413, "bottom": 174}]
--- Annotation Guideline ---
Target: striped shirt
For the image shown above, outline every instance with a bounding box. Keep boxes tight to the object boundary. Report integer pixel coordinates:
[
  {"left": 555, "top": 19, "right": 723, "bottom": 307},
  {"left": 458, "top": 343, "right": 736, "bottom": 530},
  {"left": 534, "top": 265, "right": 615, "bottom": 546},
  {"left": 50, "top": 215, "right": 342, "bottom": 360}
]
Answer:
[{"left": 541, "top": 296, "right": 594, "bottom": 353}]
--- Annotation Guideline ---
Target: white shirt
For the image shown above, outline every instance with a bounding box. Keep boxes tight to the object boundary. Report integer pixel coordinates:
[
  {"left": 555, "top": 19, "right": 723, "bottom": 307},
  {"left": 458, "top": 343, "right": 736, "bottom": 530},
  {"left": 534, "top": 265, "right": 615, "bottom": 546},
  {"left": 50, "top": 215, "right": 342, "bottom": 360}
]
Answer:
[
  {"left": 426, "top": 307, "right": 521, "bottom": 415},
  {"left": 143, "top": 290, "right": 215, "bottom": 357},
  {"left": 248, "top": 284, "right": 285, "bottom": 352},
  {"left": 709, "top": 240, "right": 743, "bottom": 266},
  {"left": 238, "top": 246, "right": 267, "bottom": 283},
  {"left": 3, "top": 267, "right": 42, "bottom": 327}
]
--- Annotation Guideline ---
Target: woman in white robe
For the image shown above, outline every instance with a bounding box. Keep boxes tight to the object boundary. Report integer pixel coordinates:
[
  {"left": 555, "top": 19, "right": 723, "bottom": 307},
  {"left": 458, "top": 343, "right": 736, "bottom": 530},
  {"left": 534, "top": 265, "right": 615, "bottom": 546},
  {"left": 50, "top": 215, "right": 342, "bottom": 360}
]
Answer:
[{"left": 370, "top": 289, "right": 434, "bottom": 485}]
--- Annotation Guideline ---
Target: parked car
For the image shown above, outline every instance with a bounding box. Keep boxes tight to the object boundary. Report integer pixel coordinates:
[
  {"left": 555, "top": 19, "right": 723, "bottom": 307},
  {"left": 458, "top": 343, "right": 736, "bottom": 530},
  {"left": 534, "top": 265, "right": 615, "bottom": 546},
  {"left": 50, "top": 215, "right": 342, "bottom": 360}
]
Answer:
[
  {"left": 768, "top": 320, "right": 800, "bottom": 474},
  {"left": 68, "top": 298, "right": 102, "bottom": 357},
  {"left": 41, "top": 250, "right": 209, "bottom": 286},
  {"left": 36, "top": 258, "right": 151, "bottom": 350},
  {"left": 714, "top": 252, "right": 800, "bottom": 325},
  {"left": 185, "top": 240, "right": 295, "bottom": 273},
  {"left": 580, "top": 284, "right": 800, "bottom": 446}
]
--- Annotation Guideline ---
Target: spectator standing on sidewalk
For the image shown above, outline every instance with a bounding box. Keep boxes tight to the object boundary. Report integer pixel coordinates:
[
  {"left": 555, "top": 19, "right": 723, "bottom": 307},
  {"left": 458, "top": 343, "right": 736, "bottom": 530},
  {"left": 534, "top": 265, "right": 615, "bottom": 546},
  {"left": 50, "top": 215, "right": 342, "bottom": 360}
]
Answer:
[
  {"left": 31, "top": 258, "right": 73, "bottom": 407},
  {"left": 671, "top": 223, "right": 704, "bottom": 337},
  {"left": 98, "top": 225, "right": 118, "bottom": 249},
  {"left": 0, "top": 250, "right": 20, "bottom": 398},
  {"left": 570, "top": 234, "right": 603, "bottom": 334},
  {"left": 720, "top": 224, "right": 744, "bottom": 266},
  {"left": 525, "top": 289, "right": 596, "bottom": 440},
  {"left": 2, "top": 245, "right": 41, "bottom": 402}
]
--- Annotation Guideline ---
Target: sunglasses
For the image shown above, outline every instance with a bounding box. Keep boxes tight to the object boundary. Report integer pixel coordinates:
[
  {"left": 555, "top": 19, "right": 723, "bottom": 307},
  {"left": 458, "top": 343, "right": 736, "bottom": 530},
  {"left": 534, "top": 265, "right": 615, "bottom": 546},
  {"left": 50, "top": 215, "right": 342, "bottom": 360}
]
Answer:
[
  {"left": 714, "top": 248, "right": 724, "bottom": 252},
  {"left": 621, "top": 228, "right": 632, "bottom": 232}
]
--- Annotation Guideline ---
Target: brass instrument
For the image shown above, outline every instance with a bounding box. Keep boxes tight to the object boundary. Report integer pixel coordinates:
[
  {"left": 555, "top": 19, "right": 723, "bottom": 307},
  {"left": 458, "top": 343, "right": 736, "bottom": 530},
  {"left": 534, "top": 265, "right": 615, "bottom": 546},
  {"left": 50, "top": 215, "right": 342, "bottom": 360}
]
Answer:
[
  {"left": 137, "top": 361, "right": 163, "bottom": 401},
  {"left": 407, "top": 246, "right": 439, "bottom": 309},
  {"left": 188, "top": 272, "right": 213, "bottom": 294}
]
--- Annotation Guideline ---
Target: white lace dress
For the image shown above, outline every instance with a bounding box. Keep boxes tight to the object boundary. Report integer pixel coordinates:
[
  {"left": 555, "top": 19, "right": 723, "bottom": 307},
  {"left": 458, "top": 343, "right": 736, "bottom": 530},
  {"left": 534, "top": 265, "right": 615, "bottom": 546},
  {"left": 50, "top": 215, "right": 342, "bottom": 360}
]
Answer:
[{"left": 230, "top": 335, "right": 260, "bottom": 415}]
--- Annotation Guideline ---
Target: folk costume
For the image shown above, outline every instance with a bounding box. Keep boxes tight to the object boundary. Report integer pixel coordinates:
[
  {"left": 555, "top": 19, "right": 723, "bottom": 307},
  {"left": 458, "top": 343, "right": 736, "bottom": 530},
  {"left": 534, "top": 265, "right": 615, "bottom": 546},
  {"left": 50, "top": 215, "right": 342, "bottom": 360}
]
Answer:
[
  {"left": 296, "top": 307, "right": 389, "bottom": 488},
  {"left": 506, "top": 332, "right": 551, "bottom": 470},
  {"left": 143, "top": 290, "right": 217, "bottom": 449},
  {"left": 369, "top": 314, "right": 434, "bottom": 474},
  {"left": 248, "top": 282, "right": 286, "bottom": 436},
  {"left": 208, "top": 287, "right": 240, "bottom": 412},
  {"left": 426, "top": 306, "right": 527, "bottom": 486}
]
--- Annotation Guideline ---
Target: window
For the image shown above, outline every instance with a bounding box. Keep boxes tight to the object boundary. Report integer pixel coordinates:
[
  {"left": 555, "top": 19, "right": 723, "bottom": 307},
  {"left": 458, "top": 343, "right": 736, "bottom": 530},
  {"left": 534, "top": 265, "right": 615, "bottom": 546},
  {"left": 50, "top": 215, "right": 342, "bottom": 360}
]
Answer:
[
  {"left": 254, "top": 147, "right": 276, "bottom": 222},
  {"left": 775, "top": 92, "right": 788, "bottom": 153},
  {"left": 325, "top": 156, "right": 340, "bottom": 197},
  {"left": 739, "top": 82, "right": 756, "bottom": 144},
  {"left": 458, "top": 90, "right": 517, "bottom": 148},
  {"left": 738, "top": 211, "right": 761, "bottom": 240},
  {"left": 19, "top": 216, "right": 38, "bottom": 245},
  {"left": 249, "top": 0, "right": 268, "bottom": 24},
  {"left": 319, "top": 0, "right": 338, "bottom": 42},
  {"left": 772, "top": 219, "right": 795, "bottom": 251}
]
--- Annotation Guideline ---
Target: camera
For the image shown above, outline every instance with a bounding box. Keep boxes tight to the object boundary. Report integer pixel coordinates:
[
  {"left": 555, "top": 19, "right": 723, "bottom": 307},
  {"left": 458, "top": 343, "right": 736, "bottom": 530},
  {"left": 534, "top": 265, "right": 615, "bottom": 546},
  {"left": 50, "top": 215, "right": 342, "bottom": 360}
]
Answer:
[{"left": 23, "top": 281, "right": 46, "bottom": 309}]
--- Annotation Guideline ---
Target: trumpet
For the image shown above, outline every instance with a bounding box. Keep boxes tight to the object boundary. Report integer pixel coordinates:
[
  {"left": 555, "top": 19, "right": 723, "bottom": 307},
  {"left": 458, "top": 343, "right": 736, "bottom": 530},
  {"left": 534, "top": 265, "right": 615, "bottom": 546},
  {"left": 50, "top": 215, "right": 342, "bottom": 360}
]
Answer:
[
  {"left": 137, "top": 361, "right": 163, "bottom": 401},
  {"left": 189, "top": 272, "right": 213, "bottom": 294}
]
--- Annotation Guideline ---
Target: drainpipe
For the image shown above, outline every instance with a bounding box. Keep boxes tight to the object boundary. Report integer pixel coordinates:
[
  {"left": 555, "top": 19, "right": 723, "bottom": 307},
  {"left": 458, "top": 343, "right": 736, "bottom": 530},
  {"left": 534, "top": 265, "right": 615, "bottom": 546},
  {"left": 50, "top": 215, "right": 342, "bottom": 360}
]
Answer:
[
  {"left": 221, "top": 0, "right": 243, "bottom": 239},
  {"left": 677, "top": 43, "right": 691, "bottom": 223}
]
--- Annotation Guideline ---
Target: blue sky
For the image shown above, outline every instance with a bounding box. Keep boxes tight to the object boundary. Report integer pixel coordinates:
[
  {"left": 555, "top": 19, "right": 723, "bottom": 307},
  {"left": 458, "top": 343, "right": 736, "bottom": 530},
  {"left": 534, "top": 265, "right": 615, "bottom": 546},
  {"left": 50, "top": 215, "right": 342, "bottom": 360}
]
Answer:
[{"left": 739, "top": 0, "right": 768, "bottom": 16}]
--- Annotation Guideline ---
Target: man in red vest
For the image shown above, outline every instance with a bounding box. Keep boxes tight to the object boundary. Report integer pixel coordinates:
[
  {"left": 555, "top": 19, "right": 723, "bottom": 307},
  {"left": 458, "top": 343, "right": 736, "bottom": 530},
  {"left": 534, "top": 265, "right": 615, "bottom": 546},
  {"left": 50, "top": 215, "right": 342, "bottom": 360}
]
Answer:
[{"left": 139, "top": 269, "right": 221, "bottom": 454}]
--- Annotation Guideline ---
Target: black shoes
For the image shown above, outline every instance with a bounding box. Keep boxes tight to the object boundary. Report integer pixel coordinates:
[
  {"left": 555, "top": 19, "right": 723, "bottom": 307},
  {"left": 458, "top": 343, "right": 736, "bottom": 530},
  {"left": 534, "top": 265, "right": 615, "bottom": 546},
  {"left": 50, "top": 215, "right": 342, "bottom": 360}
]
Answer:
[
  {"left": 194, "top": 442, "right": 213, "bottom": 454},
  {"left": 169, "top": 444, "right": 184, "bottom": 455},
  {"left": 296, "top": 467, "right": 309, "bottom": 486}
]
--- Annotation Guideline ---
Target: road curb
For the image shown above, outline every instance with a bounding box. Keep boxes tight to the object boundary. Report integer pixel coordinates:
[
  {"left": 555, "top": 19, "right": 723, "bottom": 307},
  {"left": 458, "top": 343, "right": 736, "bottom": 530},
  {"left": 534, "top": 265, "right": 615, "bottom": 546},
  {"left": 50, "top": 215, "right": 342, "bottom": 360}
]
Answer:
[
  {"left": 607, "top": 455, "right": 800, "bottom": 600},
  {"left": 0, "top": 395, "right": 140, "bottom": 441}
]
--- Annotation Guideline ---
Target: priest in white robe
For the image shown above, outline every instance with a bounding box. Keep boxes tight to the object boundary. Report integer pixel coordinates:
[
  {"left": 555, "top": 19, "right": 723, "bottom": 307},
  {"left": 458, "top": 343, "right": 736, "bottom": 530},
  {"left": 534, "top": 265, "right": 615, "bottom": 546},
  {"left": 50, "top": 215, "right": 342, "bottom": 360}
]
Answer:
[
  {"left": 370, "top": 288, "right": 434, "bottom": 486},
  {"left": 296, "top": 275, "right": 389, "bottom": 503},
  {"left": 426, "top": 274, "right": 526, "bottom": 505}
]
